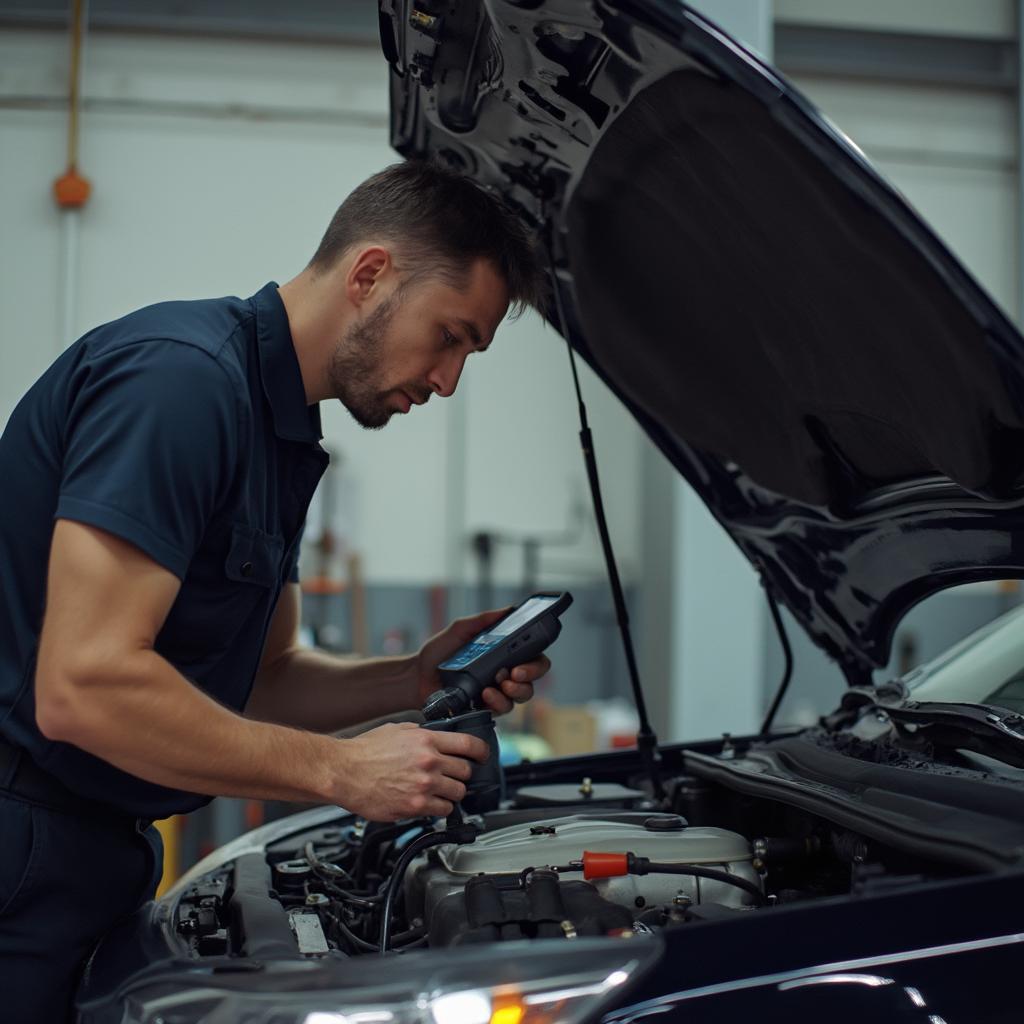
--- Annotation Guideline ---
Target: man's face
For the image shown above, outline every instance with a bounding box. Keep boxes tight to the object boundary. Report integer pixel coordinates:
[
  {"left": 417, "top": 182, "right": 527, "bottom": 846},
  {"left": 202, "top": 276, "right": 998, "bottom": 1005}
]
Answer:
[{"left": 328, "top": 258, "right": 510, "bottom": 429}]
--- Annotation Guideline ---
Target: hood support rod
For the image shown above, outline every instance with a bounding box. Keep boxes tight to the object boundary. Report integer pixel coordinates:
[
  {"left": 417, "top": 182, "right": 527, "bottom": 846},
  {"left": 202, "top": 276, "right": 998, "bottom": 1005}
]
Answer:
[{"left": 549, "top": 268, "right": 665, "bottom": 801}]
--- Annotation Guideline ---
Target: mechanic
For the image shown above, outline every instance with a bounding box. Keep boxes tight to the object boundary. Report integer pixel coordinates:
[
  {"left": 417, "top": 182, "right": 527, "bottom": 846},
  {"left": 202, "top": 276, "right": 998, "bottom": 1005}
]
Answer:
[{"left": 0, "top": 160, "right": 549, "bottom": 1021}]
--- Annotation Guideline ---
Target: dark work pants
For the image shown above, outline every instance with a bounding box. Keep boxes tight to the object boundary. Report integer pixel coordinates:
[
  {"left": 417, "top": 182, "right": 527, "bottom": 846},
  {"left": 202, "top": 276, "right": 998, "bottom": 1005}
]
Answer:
[{"left": 0, "top": 793, "right": 163, "bottom": 1024}]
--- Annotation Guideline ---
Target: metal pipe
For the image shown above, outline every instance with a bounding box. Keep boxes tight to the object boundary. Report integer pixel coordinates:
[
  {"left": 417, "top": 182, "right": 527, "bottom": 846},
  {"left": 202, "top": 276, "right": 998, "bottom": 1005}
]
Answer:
[
  {"left": 67, "top": 0, "right": 86, "bottom": 170},
  {"left": 57, "top": 0, "right": 89, "bottom": 353}
]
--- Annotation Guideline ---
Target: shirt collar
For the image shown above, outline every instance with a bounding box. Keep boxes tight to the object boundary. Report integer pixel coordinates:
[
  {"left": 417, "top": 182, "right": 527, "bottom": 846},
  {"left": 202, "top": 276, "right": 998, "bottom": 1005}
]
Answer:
[{"left": 252, "top": 282, "right": 323, "bottom": 443}]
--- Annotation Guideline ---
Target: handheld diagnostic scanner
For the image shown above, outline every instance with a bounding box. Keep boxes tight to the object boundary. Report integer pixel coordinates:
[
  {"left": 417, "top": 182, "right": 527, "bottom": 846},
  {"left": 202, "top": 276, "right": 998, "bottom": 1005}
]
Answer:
[{"left": 421, "top": 591, "right": 573, "bottom": 722}]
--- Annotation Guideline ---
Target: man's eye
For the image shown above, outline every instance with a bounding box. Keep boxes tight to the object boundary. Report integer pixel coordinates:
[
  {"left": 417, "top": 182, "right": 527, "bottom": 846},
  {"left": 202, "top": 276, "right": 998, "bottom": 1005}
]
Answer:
[{"left": 442, "top": 328, "right": 458, "bottom": 347}]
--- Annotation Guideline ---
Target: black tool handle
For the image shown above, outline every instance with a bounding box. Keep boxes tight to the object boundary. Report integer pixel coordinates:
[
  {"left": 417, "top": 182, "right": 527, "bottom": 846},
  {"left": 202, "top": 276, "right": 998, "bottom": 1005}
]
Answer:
[{"left": 420, "top": 709, "right": 502, "bottom": 814}]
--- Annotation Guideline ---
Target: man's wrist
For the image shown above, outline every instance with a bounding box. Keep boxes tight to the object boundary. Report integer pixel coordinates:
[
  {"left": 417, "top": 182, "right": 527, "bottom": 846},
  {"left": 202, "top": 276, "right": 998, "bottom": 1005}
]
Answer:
[
  {"left": 305, "top": 731, "right": 347, "bottom": 805},
  {"left": 396, "top": 652, "right": 424, "bottom": 709},
  {"left": 360, "top": 651, "right": 422, "bottom": 709}
]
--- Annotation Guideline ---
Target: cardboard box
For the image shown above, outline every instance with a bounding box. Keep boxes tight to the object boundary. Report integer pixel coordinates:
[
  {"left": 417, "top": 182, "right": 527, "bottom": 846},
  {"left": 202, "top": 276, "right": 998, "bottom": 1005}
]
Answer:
[{"left": 537, "top": 704, "right": 597, "bottom": 757}]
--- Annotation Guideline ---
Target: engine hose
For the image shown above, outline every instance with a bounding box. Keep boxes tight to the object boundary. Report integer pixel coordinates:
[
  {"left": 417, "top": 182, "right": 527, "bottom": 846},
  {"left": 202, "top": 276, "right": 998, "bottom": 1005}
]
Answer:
[
  {"left": 303, "top": 841, "right": 382, "bottom": 909},
  {"left": 378, "top": 830, "right": 457, "bottom": 953},
  {"left": 327, "top": 912, "right": 377, "bottom": 953},
  {"left": 354, "top": 820, "right": 430, "bottom": 886},
  {"left": 323, "top": 880, "right": 381, "bottom": 910},
  {"left": 643, "top": 862, "right": 767, "bottom": 905}
]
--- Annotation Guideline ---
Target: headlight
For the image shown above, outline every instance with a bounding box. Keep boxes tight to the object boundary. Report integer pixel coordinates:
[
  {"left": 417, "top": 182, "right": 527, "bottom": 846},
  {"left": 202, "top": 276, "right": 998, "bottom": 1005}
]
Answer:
[{"left": 109, "top": 939, "right": 655, "bottom": 1024}]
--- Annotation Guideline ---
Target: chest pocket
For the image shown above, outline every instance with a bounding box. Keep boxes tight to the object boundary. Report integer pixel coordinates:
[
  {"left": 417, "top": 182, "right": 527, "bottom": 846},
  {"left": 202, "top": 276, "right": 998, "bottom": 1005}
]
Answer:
[
  {"left": 224, "top": 522, "right": 283, "bottom": 587},
  {"left": 157, "top": 521, "right": 284, "bottom": 669}
]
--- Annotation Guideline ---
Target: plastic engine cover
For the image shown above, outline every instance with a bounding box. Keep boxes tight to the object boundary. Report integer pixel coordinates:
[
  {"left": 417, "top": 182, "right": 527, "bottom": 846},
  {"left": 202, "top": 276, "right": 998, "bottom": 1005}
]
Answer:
[{"left": 409, "top": 815, "right": 761, "bottom": 921}]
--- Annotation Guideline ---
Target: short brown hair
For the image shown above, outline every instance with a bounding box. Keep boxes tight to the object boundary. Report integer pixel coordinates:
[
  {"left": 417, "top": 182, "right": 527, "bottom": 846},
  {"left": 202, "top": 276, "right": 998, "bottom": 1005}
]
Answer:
[{"left": 309, "top": 161, "right": 547, "bottom": 317}]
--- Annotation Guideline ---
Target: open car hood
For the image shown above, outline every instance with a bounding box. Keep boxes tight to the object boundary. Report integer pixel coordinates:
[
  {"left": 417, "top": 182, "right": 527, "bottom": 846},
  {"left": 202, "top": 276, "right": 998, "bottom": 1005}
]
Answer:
[{"left": 379, "top": 0, "right": 1024, "bottom": 685}]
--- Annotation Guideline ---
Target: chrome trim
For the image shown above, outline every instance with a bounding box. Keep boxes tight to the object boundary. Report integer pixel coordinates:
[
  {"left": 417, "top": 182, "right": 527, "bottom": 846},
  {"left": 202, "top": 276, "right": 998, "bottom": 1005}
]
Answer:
[
  {"left": 603, "top": 932, "right": 1024, "bottom": 1022},
  {"left": 777, "top": 973, "right": 894, "bottom": 990},
  {"left": 905, "top": 987, "right": 927, "bottom": 1008}
]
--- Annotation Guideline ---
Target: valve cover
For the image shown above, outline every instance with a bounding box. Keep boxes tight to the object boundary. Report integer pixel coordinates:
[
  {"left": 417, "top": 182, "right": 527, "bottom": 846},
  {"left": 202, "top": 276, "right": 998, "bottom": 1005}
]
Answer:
[{"left": 407, "top": 814, "right": 761, "bottom": 923}]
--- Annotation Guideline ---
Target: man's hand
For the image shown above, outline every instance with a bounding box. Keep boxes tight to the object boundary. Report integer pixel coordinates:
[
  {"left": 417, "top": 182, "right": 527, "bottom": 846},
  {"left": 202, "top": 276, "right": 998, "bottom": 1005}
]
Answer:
[
  {"left": 333, "top": 722, "right": 489, "bottom": 820},
  {"left": 415, "top": 608, "right": 552, "bottom": 716}
]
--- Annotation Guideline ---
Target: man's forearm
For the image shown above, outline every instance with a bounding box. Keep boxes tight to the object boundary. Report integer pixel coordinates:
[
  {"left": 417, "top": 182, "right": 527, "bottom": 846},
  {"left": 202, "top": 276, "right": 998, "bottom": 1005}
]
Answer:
[
  {"left": 245, "top": 646, "right": 421, "bottom": 732},
  {"left": 37, "top": 648, "right": 348, "bottom": 804}
]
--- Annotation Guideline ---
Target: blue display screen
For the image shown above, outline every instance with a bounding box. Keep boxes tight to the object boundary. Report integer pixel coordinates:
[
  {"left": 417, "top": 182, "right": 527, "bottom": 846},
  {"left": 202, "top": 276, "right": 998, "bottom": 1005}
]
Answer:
[{"left": 439, "top": 595, "right": 558, "bottom": 670}]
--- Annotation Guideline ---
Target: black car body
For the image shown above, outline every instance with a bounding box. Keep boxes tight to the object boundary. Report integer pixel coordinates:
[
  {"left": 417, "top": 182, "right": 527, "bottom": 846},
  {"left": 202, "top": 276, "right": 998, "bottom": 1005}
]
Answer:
[{"left": 77, "top": 2, "right": 1024, "bottom": 1021}]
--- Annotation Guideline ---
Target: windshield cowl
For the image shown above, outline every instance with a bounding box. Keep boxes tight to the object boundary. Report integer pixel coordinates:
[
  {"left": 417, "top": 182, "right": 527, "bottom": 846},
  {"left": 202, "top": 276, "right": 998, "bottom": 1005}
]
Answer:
[{"left": 847, "top": 700, "right": 1024, "bottom": 770}]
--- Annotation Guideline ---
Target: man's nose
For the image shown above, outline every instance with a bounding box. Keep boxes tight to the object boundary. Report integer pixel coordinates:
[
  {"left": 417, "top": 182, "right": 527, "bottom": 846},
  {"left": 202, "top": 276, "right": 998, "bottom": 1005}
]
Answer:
[{"left": 428, "top": 351, "right": 466, "bottom": 399}]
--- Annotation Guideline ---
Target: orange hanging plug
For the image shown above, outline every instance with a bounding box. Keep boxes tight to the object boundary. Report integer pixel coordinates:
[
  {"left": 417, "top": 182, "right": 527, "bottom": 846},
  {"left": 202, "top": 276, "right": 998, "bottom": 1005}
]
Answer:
[{"left": 54, "top": 168, "right": 91, "bottom": 208}]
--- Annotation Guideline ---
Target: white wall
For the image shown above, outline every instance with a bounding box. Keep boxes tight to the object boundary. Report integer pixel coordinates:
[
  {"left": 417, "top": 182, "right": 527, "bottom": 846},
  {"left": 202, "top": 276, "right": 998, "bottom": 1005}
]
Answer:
[
  {"left": 0, "top": 28, "right": 644, "bottom": 589},
  {"left": 775, "top": 0, "right": 1014, "bottom": 39}
]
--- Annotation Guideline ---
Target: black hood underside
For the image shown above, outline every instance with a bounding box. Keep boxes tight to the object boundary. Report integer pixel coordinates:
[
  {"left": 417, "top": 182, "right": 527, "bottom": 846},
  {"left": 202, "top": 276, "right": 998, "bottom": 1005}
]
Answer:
[
  {"left": 381, "top": 0, "right": 1024, "bottom": 683},
  {"left": 567, "top": 68, "right": 1024, "bottom": 506}
]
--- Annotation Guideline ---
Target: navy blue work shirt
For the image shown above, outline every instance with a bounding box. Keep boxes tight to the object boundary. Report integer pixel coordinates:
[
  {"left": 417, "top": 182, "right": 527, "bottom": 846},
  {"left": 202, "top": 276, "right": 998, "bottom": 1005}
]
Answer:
[{"left": 0, "top": 283, "right": 329, "bottom": 818}]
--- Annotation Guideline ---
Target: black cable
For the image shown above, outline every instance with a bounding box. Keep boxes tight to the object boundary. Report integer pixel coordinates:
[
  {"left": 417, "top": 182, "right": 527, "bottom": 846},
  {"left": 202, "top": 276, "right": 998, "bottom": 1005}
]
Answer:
[
  {"left": 391, "top": 925, "right": 427, "bottom": 947},
  {"left": 378, "top": 830, "right": 457, "bottom": 952},
  {"left": 642, "top": 861, "right": 767, "bottom": 905},
  {"left": 326, "top": 911, "right": 377, "bottom": 953},
  {"left": 548, "top": 268, "right": 665, "bottom": 801},
  {"left": 324, "top": 906, "right": 424, "bottom": 954},
  {"left": 760, "top": 587, "right": 794, "bottom": 735},
  {"left": 304, "top": 840, "right": 384, "bottom": 909},
  {"left": 552, "top": 859, "right": 766, "bottom": 905},
  {"left": 322, "top": 880, "right": 381, "bottom": 910},
  {"left": 353, "top": 820, "right": 429, "bottom": 887},
  {"left": 329, "top": 912, "right": 424, "bottom": 954}
]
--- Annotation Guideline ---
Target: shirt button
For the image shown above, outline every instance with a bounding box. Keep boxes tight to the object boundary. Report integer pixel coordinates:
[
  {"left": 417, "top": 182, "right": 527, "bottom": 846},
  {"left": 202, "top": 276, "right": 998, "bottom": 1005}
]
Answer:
[{"left": 241, "top": 561, "right": 254, "bottom": 578}]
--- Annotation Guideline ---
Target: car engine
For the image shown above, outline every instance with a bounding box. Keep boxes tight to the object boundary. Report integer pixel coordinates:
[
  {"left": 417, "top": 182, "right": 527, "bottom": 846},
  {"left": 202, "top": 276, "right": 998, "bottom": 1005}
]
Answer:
[
  {"left": 405, "top": 813, "right": 761, "bottom": 946},
  {"left": 169, "top": 749, "right": 988, "bottom": 964},
  {"left": 173, "top": 789, "right": 769, "bottom": 959}
]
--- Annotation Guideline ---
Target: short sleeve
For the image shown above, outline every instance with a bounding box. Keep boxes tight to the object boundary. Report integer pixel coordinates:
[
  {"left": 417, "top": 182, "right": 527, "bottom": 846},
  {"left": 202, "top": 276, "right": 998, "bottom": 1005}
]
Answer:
[{"left": 56, "top": 340, "right": 239, "bottom": 579}]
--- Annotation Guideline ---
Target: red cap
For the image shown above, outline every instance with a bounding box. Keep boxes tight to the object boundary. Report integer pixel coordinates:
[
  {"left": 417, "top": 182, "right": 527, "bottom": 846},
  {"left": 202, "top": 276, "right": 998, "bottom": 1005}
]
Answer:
[{"left": 582, "top": 851, "right": 629, "bottom": 879}]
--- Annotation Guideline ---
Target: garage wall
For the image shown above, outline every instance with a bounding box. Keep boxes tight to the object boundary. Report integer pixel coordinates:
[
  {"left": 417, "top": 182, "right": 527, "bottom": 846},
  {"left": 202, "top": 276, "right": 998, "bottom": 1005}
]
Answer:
[
  {"left": 0, "top": 28, "right": 644, "bottom": 595},
  {"left": 775, "top": 0, "right": 1014, "bottom": 40},
  {"left": 2, "top": 15, "right": 1020, "bottom": 728}
]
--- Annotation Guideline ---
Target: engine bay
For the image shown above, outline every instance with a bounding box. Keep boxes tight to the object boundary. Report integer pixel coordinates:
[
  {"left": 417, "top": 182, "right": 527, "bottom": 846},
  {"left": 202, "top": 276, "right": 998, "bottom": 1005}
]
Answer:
[{"left": 170, "top": 756, "right": 982, "bottom": 961}]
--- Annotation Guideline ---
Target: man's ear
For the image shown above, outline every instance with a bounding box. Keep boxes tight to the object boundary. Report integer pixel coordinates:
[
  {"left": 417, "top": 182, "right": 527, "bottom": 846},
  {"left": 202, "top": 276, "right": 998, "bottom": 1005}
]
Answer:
[{"left": 345, "top": 245, "right": 392, "bottom": 309}]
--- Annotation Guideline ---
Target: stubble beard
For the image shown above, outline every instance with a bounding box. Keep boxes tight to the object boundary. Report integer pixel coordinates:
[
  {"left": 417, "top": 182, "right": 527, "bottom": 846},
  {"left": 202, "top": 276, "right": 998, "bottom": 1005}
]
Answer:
[{"left": 327, "top": 297, "right": 398, "bottom": 430}]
